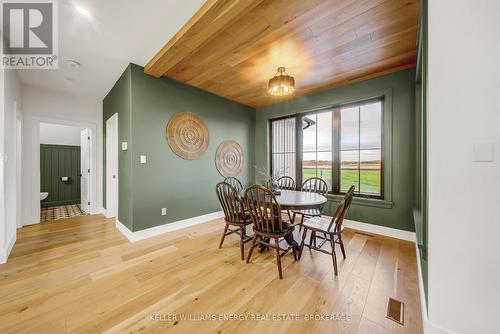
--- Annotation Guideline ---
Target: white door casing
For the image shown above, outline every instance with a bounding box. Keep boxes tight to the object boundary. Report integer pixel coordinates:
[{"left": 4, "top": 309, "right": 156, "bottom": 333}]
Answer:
[
  {"left": 106, "top": 114, "right": 118, "bottom": 218},
  {"left": 16, "top": 108, "right": 22, "bottom": 228},
  {"left": 80, "top": 128, "right": 91, "bottom": 213}
]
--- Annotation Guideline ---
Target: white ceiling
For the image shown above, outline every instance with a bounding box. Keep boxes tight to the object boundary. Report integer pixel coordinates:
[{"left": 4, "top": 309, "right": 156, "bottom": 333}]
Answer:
[{"left": 18, "top": 0, "right": 205, "bottom": 99}]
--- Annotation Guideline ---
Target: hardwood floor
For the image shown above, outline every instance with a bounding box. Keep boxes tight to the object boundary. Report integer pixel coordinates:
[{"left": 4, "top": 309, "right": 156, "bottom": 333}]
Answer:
[{"left": 0, "top": 215, "right": 423, "bottom": 333}]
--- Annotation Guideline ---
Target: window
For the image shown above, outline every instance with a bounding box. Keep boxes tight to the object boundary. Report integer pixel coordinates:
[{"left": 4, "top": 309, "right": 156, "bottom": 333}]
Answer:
[
  {"left": 340, "top": 101, "right": 383, "bottom": 196},
  {"left": 302, "top": 111, "right": 333, "bottom": 190},
  {"left": 270, "top": 99, "right": 383, "bottom": 198},
  {"left": 271, "top": 117, "right": 296, "bottom": 180}
]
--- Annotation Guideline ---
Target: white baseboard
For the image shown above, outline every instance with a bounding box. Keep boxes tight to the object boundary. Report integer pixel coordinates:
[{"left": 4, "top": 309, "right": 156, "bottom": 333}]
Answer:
[
  {"left": 100, "top": 207, "right": 112, "bottom": 218},
  {"left": 115, "top": 211, "right": 224, "bottom": 242},
  {"left": 338, "top": 218, "right": 416, "bottom": 242},
  {"left": 0, "top": 232, "right": 17, "bottom": 264},
  {"left": 23, "top": 220, "right": 39, "bottom": 226}
]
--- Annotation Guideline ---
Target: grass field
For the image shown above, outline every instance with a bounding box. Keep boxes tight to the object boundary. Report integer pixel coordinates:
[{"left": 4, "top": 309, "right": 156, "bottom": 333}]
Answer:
[{"left": 303, "top": 168, "right": 380, "bottom": 194}]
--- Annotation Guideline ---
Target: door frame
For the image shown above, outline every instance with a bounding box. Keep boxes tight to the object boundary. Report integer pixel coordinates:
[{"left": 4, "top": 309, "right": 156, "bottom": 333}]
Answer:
[
  {"left": 16, "top": 107, "right": 23, "bottom": 228},
  {"left": 80, "top": 128, "right": 92, "bottom": 213},
  {"left": 105, "top": 113, "right": 118, "bottom": 219},
  {"left": 31, "top": 116, "right": 98, "bottom": 224}
]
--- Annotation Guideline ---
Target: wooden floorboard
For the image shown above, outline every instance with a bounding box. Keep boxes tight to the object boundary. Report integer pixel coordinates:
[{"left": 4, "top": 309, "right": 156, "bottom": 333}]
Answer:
[{"left": 0, "top": 214, "right": 423, "bottom": 333}]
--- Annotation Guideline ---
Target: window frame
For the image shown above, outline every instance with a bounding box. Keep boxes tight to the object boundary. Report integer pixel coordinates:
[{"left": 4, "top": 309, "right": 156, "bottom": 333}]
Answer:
[{"left": 269, "top": 97, "right": 385, "bottom": 200}]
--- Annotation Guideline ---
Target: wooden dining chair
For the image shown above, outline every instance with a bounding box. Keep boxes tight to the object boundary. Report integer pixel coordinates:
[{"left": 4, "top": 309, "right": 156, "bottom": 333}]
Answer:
[
  {"left": 223, "top": 176, "right": 243, "bottom": 193},
  {"left": 216, "top": 182, "right": 253, "bottom": 260},
  {"left": 276, "top": 176, "right": 296, "bottom": 221},
  {"left": 244, "top": 185, "right": 298, "bottom": 279},
  {"left": 292, "top": 177, "right": 328, "bottom": 225},
  {"left": 299, "top": 185, "right": 355, "bottom": 276},
  {"left": 276, "top": 176, "right": 296, "bottom": 190}
]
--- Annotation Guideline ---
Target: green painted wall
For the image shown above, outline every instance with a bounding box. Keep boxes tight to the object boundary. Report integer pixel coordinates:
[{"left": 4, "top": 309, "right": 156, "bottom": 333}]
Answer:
[
  {"left": 255, "top": 69, "right": 416, "bottom": 232},
  {"left": 103, "top": 65, "right": 133, "bottom": 230},
  {"left": 104, "top": 64, "right": 255, "bottom": 232},
  {"left": 104, "top": 64, "right": 416, "bottom": 233},
  {"left": 40, "top": 144, "right": 81, "bottom": 207}
]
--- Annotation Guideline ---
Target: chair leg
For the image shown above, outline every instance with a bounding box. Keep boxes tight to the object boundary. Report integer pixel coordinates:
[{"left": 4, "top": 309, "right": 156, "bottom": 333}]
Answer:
[
  {"left": 274, "top": 238, "right": 283, "bottom": 279},
  {"left": 309, "top": 230, "right": 315, "bottom": 247},
  {"left": 329, "top": 237, "right": 338, "bottom": 276},
  {"left": 299, "top": 228, "right": 308, "bottom": 260},
  {"left": 291, "top": 236, "right": 298, "bottom": 261},
  {"left": 338, "top": 234, "right": 346, "bottom": 259},
  {"left": 246, "top": 235, "right": 258, "bottom": 263},
  {"left": 219, "top": 223, "right": 229, "bottom": 249},
  {"left": 287, "top": 210, "right": 293, "bottom": 222},
  {"left": 239, "top": 227, "right": 246, "bottom": 261}
]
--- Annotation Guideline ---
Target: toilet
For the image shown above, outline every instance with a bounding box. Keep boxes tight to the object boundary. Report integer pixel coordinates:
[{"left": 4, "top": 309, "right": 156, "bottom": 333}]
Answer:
[{"left": 40, "top": 192, "right": 49, "bottom": 200}]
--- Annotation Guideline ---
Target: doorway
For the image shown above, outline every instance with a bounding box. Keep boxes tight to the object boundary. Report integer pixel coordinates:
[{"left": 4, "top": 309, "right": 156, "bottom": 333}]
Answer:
[
  {"left": 38, "top": 122, "right": 91, "bottom": 222},
  {"left": 106, "top": 113, "right": 118, "bottom": 218}
]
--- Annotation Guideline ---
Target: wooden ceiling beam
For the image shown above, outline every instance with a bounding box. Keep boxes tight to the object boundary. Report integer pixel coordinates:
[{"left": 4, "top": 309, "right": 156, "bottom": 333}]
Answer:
[{"left": 144, "top": 0, "right": 265, "bottom": 78}]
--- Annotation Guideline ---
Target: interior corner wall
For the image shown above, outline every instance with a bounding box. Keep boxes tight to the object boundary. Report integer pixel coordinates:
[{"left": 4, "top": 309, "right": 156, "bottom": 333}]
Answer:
[
  {"left": 1, "top": 69, "right": 22, "bottom": 263},
  {"left": 428, "top": 1, "right": 500, "bottom": 333},
  {"left": 21, "top": 85, "right": 103, "bottom": 225},
  {"left": 103, "top": 65, "right": 133, "bottom": 230},
  {"left": 129, "top": 64, "right": 255, "bottom": 232},
  {"left": 255, "top": 69, "right": 416, "bottom": 232},
  {"left": 103, "top": 63, "right": 255, "bottom": 233}
]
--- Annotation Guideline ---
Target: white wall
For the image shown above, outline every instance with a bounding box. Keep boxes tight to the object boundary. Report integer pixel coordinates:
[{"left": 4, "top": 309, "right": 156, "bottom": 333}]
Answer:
[
  {"left": 0, "top": 69, "right": 22, "bottom": 263},
  {"left": 428, "top": 1, "right": 500, "bottom": 333},
  {"left": 39, "top": 123, "right": 84, "bottom": 146},
  {"left": 21, "top": 85, "right": 103, "bottom": 225}
]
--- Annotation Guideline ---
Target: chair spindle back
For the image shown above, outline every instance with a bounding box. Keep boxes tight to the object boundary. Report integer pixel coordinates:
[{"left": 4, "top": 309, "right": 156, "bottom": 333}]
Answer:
[
  {"left": 276, "top": 176, "right": 296, "bottom": 190},
  {"left": 216, "top": 182, "right": 245, "bottom": 224},
  {"left": 245, "top": 185, "right": 285, "bottom": 234},
  {"left": 302, "top": 177, "right": 328, "bottom": 195},
  {"left": 327, "top": 185, "right": 355, "bottom": 232}
]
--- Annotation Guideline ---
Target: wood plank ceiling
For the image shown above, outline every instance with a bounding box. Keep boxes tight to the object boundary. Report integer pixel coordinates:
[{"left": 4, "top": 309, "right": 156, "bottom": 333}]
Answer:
[{"left": 145, "top": 0, "right": 420, "bottom": 108}]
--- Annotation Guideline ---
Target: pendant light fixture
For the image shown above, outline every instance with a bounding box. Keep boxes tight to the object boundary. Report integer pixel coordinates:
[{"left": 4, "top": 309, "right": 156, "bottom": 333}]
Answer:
[{"left": 268, "top": 67, "right": 295, "bottom": 96}]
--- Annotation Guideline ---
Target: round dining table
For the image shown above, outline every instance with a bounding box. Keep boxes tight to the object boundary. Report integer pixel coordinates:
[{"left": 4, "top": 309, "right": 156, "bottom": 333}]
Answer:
[
  {"left": 273, "top": 189, "right": 328, "bottom": 211},
  {"left": 239, "top": 189, "right": 328, "bottom": 211},
  {"left": 241, "top": 189, "right": 328, "bottom": 253}
]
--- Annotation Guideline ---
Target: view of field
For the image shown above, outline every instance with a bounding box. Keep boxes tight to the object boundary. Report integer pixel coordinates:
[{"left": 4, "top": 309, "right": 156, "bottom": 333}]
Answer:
[{"left": 303, "top": 167, "right": 381, "bottom": 194}]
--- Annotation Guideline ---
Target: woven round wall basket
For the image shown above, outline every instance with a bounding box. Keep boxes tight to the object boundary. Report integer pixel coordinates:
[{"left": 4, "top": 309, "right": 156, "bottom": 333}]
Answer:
[
  {"left": 166, "top": 112, "right": 209, "bottom": 160},
  {"left": 215, "top": 140, "right": 244, "bottom": 177}
]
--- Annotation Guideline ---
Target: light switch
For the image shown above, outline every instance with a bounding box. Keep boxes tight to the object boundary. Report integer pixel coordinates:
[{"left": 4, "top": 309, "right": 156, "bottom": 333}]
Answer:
[
  {"left": 121, "top": 142, "right": 128, "bottom": 151},
  {"left": 161, "top": 208, "right": 167, "bottom": 216},
  {"left": 473, "top": 142, "right": 494, "bottom": 162},
  {"left": 140, "top": 155, "right": 147, "bottom": 164}
]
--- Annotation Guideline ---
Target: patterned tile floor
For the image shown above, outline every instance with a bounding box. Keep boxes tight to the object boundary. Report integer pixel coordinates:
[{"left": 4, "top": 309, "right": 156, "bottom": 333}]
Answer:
[{"left": 40, "top": 204, "right": 88, "bottom": 222}]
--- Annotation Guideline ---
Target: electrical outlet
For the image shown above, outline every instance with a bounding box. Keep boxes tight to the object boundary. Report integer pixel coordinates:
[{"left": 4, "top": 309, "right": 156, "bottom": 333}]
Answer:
[
  {"left": 161, "top": 208, "right": 167, "bottom": 216},
  {"left": 140, "top": 155, "right": 147, "bottom": 164}
]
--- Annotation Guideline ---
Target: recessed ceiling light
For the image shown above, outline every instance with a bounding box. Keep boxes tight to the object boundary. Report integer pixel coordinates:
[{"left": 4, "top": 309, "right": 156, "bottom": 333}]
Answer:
[
  {"left": 65, "top": 59, "right": 81, "bottom": 68},
  {"left": 76, "top": 7, "right": 90, "bottom": 16}
]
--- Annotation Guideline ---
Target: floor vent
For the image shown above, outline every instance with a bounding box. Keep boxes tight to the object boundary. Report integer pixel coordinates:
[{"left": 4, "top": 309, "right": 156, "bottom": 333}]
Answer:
[{"left": 386, "top": 297, "right": 404, "bottom": 325}]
